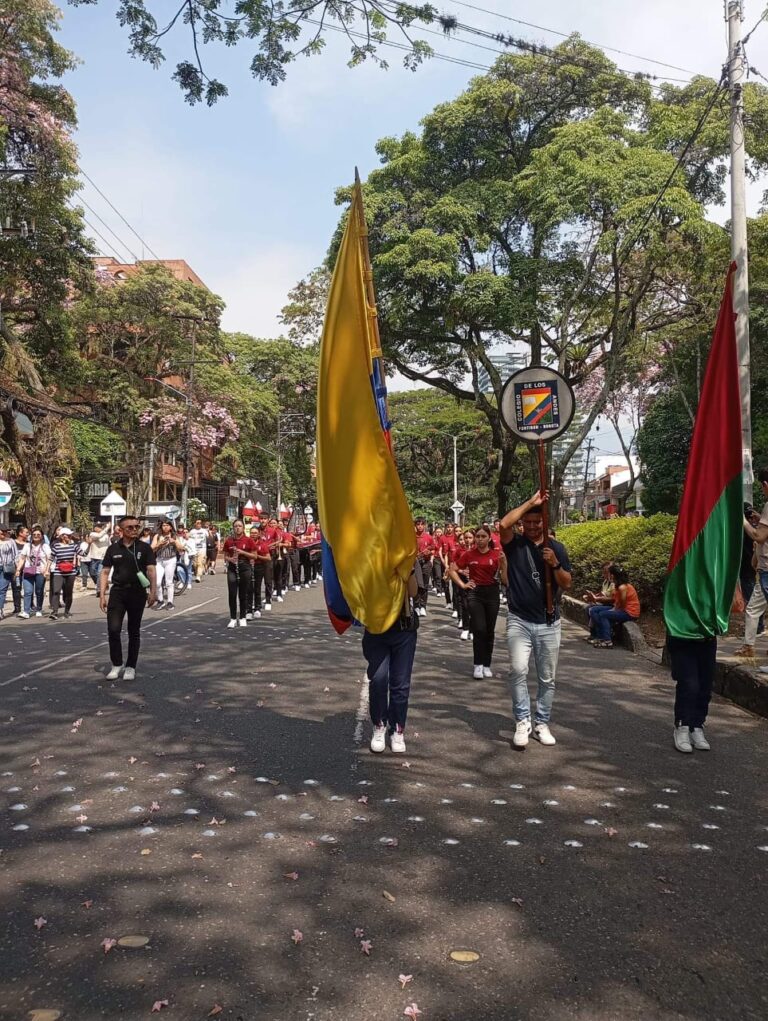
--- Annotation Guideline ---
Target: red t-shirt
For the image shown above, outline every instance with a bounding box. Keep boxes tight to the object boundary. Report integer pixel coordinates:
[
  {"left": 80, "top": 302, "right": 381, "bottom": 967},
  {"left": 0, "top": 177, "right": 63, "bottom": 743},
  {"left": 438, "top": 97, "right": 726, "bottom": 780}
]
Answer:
[
  {"left": 417, "top": 533, "right": 436, "bottom": 556},
  {"left": 490, "top": 532, "right": 501, "bottom": 550},
  {"left": 455, "top": 547, "right": 501, "bottom": 586},
  {"left": 223, "top": 536, "right": 256, "bottom": 558},
  {"left": 439, "top": 535, "right": 456, "bottom": 556},
  {"left": 279, "top": 531, "right": 296, "bottom": 550},
  {"left": 261, "top": 526, "right": 279, "bottom": 545}
]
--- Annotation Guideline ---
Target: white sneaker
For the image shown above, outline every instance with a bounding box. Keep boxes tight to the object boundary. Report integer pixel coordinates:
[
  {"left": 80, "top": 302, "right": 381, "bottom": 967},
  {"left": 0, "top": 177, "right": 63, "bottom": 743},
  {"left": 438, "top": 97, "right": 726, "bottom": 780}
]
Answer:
[
  {"left": 253, "top": 610, "right": 261, "bottom": 618},
  {"left": 690, "top": 727, "right": 710, "bottom": 750},
  {"left": 370, "top": 725, "right": 387, "bottom": 754},
  {"left": 452, "top": 610, "right": 458, "bottom": 618},
  {"left": 534, "top": 724, "right": 557, "bottom": 746},
  {"left": 513, "top": 719, "right": 532, "bottom": 748},
  {"left": 420, "top": 607, "right": 427, "bottom": 617},
  {"left": 227, "top": 619, "right": 237, "bottom": 629},
  {"left": 483, "top": 667, "right": 493, "bottom": 678},
  {"left": 460, "top": 629, "right": 470, "bottom": 641},
  {"left": 303, "top": 584, "right": 310, "bottom": 589},
  {"left": 246, "top": 613, "right": 253, "bottom": 620},
  {"left": 265, "top": 603, "right": 272, "bottom": 611},
  {"left": 473, "top": 664, "right": 484, "bottom": 679},
  {"left": 390, "top": 730, "right": 406, "bottom": 754},
  {"left": 317, "top": 573, "right": 323, "bottom": 581},
  {"left": 186, "top": 584, "right": 193, "bottom": 591},
  {"left": 123, "top": 667, "right": 136, "bottom": 681},
  {"left": 673, "top": 725, "right": 693, "bottom": 753},
  {"left": 106, "top": 665, "right": 122, "bottom": 681},
  {"left": 239, "top": 618, "right": 247, "bottom": 627},
  {"left": 277, "top": 596, "right": 284, "bottom": 603},
  {"left": 294, "top": 586, "right": 301, "bottom": 592},
  {"left": 18, "top": 611, "right": 29, "bottom": 619},
  {"left": 35, "top": 611, "right": 42, "bottom": 617}
]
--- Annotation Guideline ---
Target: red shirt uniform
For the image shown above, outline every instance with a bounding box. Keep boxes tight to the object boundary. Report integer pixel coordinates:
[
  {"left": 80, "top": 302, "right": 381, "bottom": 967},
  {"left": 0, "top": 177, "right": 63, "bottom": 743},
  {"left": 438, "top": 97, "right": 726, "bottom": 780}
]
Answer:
[
  {"left": 490, "top": 531, "right": 501, "bottom": 550},
  {"left": 261, "top": 526, "right": 280, "bottom": 547},
  {"left": 223, "top": 536, "right": 257, "bottom": 560},
  {"left": 253, "top": 538, "right": 272, "bottom": 560},
  {"left": 454, "top": 547, "right": 501, "bottom": 587},
  {"left": 439, "top": 534, "right": 457, "bottom": 557},
  {"left": 417, "top": 533, "right": 436, "bottom": 557}
]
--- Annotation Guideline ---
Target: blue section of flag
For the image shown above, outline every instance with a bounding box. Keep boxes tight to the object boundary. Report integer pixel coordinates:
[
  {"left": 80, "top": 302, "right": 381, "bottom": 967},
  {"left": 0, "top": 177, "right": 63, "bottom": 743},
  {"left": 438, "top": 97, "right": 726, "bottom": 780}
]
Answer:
[
  {"left": 321, "top": 537, "right": 355, "bottom": 633},
  {"left": 370, "top": 357, "right": 391, "bottom": 432}
]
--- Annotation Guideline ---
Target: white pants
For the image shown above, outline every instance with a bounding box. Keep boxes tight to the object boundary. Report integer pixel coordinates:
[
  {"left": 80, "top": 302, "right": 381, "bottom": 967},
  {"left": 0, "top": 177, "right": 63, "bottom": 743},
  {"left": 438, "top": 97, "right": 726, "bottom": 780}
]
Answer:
[
  {"left": 744, "top": 575, "right": 768, "bottom": 645},
  {"left": 158, "top": 557, "right": 177, "bottom": 602}
]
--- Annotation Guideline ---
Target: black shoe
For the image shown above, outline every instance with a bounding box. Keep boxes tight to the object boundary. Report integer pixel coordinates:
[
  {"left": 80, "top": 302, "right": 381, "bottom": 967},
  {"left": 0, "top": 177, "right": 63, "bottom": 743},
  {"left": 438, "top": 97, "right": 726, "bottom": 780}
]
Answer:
[
  {"left": 49, "top": 613, "right": 58, "bottom": 621},
  {"left": 64, "top": 611, "right": 72, "bottom": 618}
]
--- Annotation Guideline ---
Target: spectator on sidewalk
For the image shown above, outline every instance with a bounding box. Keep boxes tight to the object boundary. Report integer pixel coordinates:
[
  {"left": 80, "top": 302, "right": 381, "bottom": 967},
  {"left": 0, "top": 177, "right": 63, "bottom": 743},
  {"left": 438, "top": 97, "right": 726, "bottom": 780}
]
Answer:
[
  {"left": 87, "top": 522, "right": 110, "bottom": 591},
  {"left": 77, "top": 532, "right": 91, "bottom": 589},
  {"left": 586, "top": 564, "right": 641, "bottom": 648},
  {"left": 740, "top": 472, "right": 768, "bottom": 659},
  {"left": 0, "top": 526, "right": 20, "bottom": 619}
]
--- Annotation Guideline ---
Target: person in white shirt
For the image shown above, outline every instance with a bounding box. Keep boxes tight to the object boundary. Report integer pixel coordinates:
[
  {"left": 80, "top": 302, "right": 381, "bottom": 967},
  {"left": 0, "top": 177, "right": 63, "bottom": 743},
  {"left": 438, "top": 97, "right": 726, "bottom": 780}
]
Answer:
[
  {"left": 87, "top": 522, "right": 111, "bottom": 590},
  {"left": 176, "top": 527, "right": 197, "bottom": 591},
  {"left": 15, "top": 526, "right": 52, "bottom": 618},
  {"left": 188, "top": 519, "right": 208, "bottom": 582}
]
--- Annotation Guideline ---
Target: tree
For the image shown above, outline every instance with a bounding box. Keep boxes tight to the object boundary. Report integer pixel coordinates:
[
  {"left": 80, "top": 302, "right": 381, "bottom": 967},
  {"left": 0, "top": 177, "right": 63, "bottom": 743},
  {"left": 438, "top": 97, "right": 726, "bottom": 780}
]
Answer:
[
  {"left": 279, "top": 267, "right": 330, "bottom": 346},
  {"left": 332, "top": 43, "right": 768, "bottom": 517},
  {"left": 636, "top": 391, "right": 692, "bottom": 514},
  {"left": 67, "top": 0, "right": 436, "bottom": 104},
  {"left": 0, "top": 0, "right": 94, "bottom": 530}
]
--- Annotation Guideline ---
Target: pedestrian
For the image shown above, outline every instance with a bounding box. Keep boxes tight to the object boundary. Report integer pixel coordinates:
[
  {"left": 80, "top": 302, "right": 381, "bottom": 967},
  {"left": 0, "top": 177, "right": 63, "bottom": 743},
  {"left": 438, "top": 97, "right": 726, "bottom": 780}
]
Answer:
[
  {"left": 49, "top": 527, "right": 79, "bottom": 620},
  {"left": 188, "top": 518, "right": 208, "bottom": 582},
  {"left": 438, "top": 524, "right": 457, "bottom": 609},
  {"left": 0, "top": 526, "right": 19, "bottom": 619},
  {"left": 738, "top": 474, "right": 768, "bottom": 660},
  {"left": 431, "top": 525, "right": 445, "bottom": 594},
  {"left": 86, "top": 522, "right": 111, "bottom": 593},
  {"left": 206, "top": 523, "right": 220, "bottom": 575},
  {"left": 365, "top": 568, "right": 420, "bottom": 755},
  {"left": 265, "top": 516, "right": 285, "bottom": 602},
  {"left": 414, "top": 517, "right": 435, "bottom": 616},
  {"left": 246, "top": 524, "right": 272, "bottom": 618},
  {"left": 138, "top": 526, "right": 153, "bottom": 544},
  {"left": 15, "top": 526, "right": 52, "bottom": 618},
  {"left": 586, "top": 564, "right": 641, "bottom": 648},
  {"left": 500, "top": 490, "right": 573, "bottom": 749},
  {"left": 222, "top": 519, "right": 258, "bottom": 628},
  {"left": 77, "top": 532, "right": 91, "bottom": 589},
  {"left": 151, "top": 520, "right": 184, "bottom": 609},
  {"left": 582, "top": 561, "right": 616, "bottom": 640},
  {"left": 100, "top": 515, "right": 158, "bottom": 681},
  {"left": 449, "top": 524, "right": 507, "bottom": 678}
]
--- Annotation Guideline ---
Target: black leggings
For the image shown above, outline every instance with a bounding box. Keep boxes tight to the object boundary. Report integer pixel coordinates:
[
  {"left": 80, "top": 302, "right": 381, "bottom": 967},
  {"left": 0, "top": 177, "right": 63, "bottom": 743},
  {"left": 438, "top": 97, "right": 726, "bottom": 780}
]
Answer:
[
  {"left": 107, "top": 586, "right": 147, "bottom": 668},
  {"left": 51, "top": 574, "right": 76, "bottom": 613},
  {"left": 669, "top": 635, "right": 716, "bottom": 728},
  {"left": 227, "top": 565, "right": 251, "bottom": 619},
  {"left": 467, "top": 584, "right": 500, "bottom": 667}
]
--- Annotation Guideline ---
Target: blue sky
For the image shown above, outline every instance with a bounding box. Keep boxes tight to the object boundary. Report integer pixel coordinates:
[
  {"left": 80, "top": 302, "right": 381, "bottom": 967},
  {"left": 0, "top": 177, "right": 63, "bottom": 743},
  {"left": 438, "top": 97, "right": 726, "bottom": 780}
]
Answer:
[{"left": 56, "top": 0, "right": 763, "bottom": 349}]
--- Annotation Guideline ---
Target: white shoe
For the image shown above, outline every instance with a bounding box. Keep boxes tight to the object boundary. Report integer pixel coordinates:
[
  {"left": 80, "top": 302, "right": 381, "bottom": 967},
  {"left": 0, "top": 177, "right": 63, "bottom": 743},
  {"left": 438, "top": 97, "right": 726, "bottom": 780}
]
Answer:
[
  {"left": 227, "top": 619, "right": 237, "bottom": 629},
  {"left": 690, "top": 727, "right": 710, "bottom": 750},
  {"left": 265, "top": 603, "right": 272, "bottom": 611},
  {"left": 246, "top": 613, "right": 254, "bottom": 620},
  {"left": 186, "top": 584, "right": 193, "bottom": 591},
  {"left": 452, "top": 610, "right": 458, "bottom": 618},
  {"left": 106, "top": 665, "right": 122, "bottom": 681},
  {"left": 253, "top": 610, "right": 261, "bottom": 618},
  {"left": 673, "top": 725, "right": 693, "bottom": 753},
  {"left": 482, "top": 667, "right": 493, "bottom": 678},
  {"left": 294, "top": 586, "right": 301, "bottom": 592},
  {"left": 534, "top": 724, "right": 557, "bottom": 746},
  {"left": 123, "top": 667, "right": 136, "bottom": 681},
  {"left": 460, "top": 629, "right": 470, "bottom": 641},
  {"left": 420, "top": 607, "right": 427, "bottom": 617},
  {"left": 277, "top": 596, "right": 284, "bottom": 603},
  {"left": 239, "top": 618, "right": 247, "bottom": 627},
  {"left": 390, "top": 730, "right": 406, "bottom": 754},
  {"left": 35, "top": 611, "right": 42, "bottom": 617},
  {"left": 304, "top": 584, "right": 310, "bottom": 589},
  {"left": 513, "top": 719, "right": 532, "bottom": 748},
  {"left": 18, "top": 611, "right": 29, "bottom": 619},
  {"left": 317, "top": 573, "right": 323, "bottom": 581},
  {"left": 370, "top": 725, "right": 387, "bottom": 754},
  {"left": 473, "top": 664, "right": 484, "bottom": 679}
]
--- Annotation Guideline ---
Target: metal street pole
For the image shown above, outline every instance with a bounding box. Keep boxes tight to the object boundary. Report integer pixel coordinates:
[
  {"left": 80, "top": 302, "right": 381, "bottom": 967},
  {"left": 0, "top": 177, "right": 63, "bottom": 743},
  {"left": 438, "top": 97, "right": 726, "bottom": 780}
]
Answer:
[{"left": 727, "top": 0, "right": 753, "bottom": 500}]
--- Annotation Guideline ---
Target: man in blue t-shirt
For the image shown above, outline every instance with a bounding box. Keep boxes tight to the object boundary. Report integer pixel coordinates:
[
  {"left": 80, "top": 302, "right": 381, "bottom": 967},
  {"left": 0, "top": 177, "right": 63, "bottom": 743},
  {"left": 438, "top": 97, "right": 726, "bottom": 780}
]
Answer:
[{"left": 500, "top": 490, "right": 572, "bottom": 749}]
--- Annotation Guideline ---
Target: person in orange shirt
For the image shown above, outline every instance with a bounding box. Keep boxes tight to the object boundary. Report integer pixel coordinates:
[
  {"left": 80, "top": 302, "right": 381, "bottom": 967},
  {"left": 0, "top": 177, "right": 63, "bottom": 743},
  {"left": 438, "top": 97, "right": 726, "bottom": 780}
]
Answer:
[{"left": 586, "top": 564, "right": 641, "bottom": 648}]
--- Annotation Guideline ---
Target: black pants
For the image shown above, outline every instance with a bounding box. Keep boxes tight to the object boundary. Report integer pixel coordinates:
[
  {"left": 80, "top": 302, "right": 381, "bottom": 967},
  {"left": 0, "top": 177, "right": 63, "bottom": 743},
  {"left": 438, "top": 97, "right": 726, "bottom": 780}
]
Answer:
[
  {"left": 250, "top": 562, "right": 266, "bottom": 611},
  {"left": 300, "top": 549, "right": 313, "bottom": 585},
  {"left": 415, "top": 557, "right": 431, "bottom": 610},
  {"left": 669, "top": 635, "right": 716, "bottom": 728},
  {"left": 107, "top": 586, "right": 148, "bottom": 668},
  {"left": 431, "top": 558, "right": 443, "bottom": 591},
  {"left": 287, "top": 550, "right": 300, "bottom": 586},
  {"left": 468, "top": 584, "right": 500, "bottom": 667},
  {"left": 454, "top": 572, "right": 470, "bottom": 627},
  {"left": 272, "top": 555, "right": 283, "bottom": 597},
  {"left": 51, "top": 574, "right": 75, "bottom": 614},
  {"left": 227, "top": 565, "right": 251, "bottom": 619}
]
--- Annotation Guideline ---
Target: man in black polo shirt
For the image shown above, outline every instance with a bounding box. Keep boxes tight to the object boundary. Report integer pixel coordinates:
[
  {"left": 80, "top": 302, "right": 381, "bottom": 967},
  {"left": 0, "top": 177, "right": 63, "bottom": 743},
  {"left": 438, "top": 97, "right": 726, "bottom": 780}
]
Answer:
[
  {"left": 99, "top": 515, "right": 158, "bottom": 682},
  {"left": 500, "top": 490, "right": 572, "bottom": 749}
]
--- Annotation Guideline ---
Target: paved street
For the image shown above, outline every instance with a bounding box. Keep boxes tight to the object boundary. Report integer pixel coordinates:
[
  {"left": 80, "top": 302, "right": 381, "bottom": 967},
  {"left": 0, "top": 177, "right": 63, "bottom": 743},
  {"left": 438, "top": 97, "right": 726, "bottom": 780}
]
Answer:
[{"left": 1, "top": 579, "right": 767, "bottom": 1021}]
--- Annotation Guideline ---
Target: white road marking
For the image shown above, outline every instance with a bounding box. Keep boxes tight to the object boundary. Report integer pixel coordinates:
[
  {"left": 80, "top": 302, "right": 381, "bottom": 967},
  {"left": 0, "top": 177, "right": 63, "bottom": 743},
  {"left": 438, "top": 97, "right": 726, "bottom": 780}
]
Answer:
[{"left": 0, "top": 597, "right": 220, "bottom": 687}]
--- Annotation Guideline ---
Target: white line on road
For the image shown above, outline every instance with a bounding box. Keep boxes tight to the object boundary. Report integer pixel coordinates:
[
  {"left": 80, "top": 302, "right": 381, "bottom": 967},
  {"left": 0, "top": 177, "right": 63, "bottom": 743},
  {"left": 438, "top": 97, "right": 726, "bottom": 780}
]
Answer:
[{"left": 0, "top": 596, "right": 220, "bottom": 687}]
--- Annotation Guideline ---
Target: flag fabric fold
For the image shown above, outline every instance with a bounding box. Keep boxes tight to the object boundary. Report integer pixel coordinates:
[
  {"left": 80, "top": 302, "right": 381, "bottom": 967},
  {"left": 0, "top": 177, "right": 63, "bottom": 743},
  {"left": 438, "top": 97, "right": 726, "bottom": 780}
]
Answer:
[
  {"left": 663, "top": 263, "right": 743, "bottom": 640},
  {"left": 316, "top": 180, "right": 417, "bottom": 635}
]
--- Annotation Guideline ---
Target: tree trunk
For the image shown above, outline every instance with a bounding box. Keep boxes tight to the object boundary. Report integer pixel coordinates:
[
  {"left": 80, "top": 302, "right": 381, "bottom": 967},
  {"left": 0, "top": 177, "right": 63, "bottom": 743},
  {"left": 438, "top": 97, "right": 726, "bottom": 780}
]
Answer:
[
  {"left": 496, "top": 435, "right": 519, "bottom": 518},
  {"left": 0, "top": 407, "right": 71, "bottom": 533}
]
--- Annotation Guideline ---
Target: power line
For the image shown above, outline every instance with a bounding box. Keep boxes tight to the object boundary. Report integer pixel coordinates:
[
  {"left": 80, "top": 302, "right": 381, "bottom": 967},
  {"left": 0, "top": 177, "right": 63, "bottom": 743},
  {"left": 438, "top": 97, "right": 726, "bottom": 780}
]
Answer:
[
  {"left": 76, "top": 192, "right": 140, "bottom": 262},
  {"left": 78, "top": 168, "right": 162, "bottom": 261},
  {"left": 68, "top": 202, "right": 129, "bottom": 262}
]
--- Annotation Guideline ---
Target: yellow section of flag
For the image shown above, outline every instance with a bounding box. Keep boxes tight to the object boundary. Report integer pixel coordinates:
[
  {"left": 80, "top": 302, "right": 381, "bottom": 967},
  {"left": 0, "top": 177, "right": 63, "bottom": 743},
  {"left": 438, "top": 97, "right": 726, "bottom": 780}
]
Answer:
[{"left": 316, "top": 181, "right": 417, "bottom": 634}]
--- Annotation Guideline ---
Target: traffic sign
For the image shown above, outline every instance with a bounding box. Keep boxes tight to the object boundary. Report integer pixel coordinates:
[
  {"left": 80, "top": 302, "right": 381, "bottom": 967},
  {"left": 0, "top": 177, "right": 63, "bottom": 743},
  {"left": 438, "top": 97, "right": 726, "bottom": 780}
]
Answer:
[
  {"left": 0, "top": 479, "right": 11, "bottom": 508},
  {"left": 450, "top": 500, "right": 465, "bottom": 514},
  {"left": 100, "top": 489, "right": 127, "bottom": 518},
  {"left": 499, "top": 367, "right": 575, "bottom": 444}
]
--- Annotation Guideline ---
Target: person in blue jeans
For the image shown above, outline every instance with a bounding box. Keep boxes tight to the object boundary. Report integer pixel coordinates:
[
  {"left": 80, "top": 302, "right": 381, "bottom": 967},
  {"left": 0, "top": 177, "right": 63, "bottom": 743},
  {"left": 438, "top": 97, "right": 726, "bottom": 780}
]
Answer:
[
  {"left": 500, "top": 490, "right": 573, "bottom": 749},
  {"left": 364, "top": 571, "right": 419, "bottom": 755},
  {"left": 586, "top": 565, "right": 641, "bottom": 647},
  {"left": 15, "top": 526, "right": 51, "bottom": 618},
  {"left": 0, "top": 526, "right": 20, "bottom": 618}
]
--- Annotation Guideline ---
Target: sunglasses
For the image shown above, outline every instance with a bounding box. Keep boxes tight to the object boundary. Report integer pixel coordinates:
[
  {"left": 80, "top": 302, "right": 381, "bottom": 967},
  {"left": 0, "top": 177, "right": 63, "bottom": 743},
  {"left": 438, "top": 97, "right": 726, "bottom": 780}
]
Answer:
[{"left": 122, "top": 523, "right": 140, "bottom": 531}]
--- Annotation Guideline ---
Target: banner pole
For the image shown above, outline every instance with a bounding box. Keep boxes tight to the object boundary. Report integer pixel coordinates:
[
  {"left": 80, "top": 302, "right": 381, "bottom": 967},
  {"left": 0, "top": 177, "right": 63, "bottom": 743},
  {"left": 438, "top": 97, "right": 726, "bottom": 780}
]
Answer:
[{"left": 537, "top": 438, "right": 554, "bottom": 621}]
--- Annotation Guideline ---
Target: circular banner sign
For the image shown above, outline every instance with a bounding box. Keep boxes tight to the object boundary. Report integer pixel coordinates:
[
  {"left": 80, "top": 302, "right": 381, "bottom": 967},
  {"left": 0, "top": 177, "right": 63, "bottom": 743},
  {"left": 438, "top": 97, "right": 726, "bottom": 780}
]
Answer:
[
  {"left": 499, "top": 366, "right": 576, "bottom": 443},
  {"left": 0, "top": 479, "right": 11, "bottom": 508}
]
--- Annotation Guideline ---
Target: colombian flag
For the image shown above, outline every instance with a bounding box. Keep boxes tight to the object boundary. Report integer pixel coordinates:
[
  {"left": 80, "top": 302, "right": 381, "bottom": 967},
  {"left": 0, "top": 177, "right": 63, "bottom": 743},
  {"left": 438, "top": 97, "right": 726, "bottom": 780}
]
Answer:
[
  {"left": 663, "top": 264, "right": 743, "bottom": 639},
  {"left": 316, "top": 175, "right": 417, "bottom": 634}
]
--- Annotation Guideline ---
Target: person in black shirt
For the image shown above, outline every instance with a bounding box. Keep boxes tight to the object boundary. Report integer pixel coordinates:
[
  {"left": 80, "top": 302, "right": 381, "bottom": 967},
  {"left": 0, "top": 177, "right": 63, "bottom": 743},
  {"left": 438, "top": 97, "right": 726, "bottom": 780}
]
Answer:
[
  {"left": 99, "top": 515, "right": 158, "bottom": 682},
  {"left": 500, "top": 490, "right": 572, "bottom": 750}
]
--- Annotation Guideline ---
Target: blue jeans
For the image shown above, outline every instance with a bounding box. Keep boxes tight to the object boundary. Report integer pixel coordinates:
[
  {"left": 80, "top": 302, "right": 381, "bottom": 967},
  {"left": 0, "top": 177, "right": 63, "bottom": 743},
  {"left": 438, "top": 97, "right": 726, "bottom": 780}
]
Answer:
[
  {"left": 22, "top": 573, "right": 46, "bottom": 614},
  {"left": 0, "top": 569, "right": 16, "bottom": 612},
  {"left": 176, "top": 560, "right": 192, "bottom": 588},
  {"left": 590, "top": 605, "right": 634, "bottom": 642},
  {"left": 506, "top": 613, "right": 561, "bottom": 725},
  {"left": 362, "top": 626, "right": 418, "bottom": 732},
  {"left": 89, "top": 559, "right": 102, "bottom": 584}
]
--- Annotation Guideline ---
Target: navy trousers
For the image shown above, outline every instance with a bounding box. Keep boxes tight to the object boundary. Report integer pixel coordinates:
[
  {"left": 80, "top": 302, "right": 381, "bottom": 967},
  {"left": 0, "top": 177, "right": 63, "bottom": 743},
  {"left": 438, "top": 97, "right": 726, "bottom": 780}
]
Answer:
[{"left": 363, "top": 626, "right": 418, "bottom": 732}]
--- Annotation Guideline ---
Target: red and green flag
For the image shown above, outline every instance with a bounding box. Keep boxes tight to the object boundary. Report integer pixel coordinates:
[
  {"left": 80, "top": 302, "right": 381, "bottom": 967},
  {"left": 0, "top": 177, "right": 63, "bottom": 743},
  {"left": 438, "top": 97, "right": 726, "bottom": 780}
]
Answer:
[{"left": 663, "top": 263, "right": 743, "bottom": 640}]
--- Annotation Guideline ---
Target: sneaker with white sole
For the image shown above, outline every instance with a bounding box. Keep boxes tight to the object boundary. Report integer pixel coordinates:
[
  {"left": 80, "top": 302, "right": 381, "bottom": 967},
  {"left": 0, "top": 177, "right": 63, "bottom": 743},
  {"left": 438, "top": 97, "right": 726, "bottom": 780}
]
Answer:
[
  {"left": 253, "top": 610, "right": 261, "bottom": 618},
  {"left": 18, "top": 611, "right": 29, "bottom": 619},
  {"left": 239, "top": 618, "right": 247, "bottom": 627},
  {"left": 123, "top": 667, "right": 136, "bottom": 681},
  {"left": 483, "top": 667, "right": 493, "bottom": 678},
  {"left": 689, "top": 727, "right": 710, "bottom": 750},
  {"left": 460, "top": 629, "right": 470, "bottom": 641},
  {"left": 264, "top": 603, "right": 272, "bottom": 611},
  {"left": 534, "top": 723, "right": 556, "bottom": 746},
  {"left": 294, "top": 585, "right": 301, "bottom": 592},
  {"left": 420, "top": 607, "right": 427, "bottom": 617},
  {"left": 106, "top": 665, "right": 122, "bottom": 681},
  {"left": 513, "top": 719, "right": 532, "bottom": 748},
  {"left": 473, "top": 664, "right": 484, "bottom": 679},
  {"left": 277, "top": 596, "right": 284, "bottom": 603},
  {"left": 673, "top": 725, "right": 693, "bottom": 753},
  {"left": 227, "top": 619, "right": 237, "bottom": 629},
  {"left": 35, "top": 611, "right": 42, "bottom": 617},
  {"left": 390, "top": 730, "right": 406, "bottom": 754},
  {"left": 370, "top": 725, "right": 387, "bottom": 754},
  {"left": 452, "top": 610, "right": 458, "bottom": 618},
  {"left": 246, "top": 612, "right": 254, "bottom": 620}
]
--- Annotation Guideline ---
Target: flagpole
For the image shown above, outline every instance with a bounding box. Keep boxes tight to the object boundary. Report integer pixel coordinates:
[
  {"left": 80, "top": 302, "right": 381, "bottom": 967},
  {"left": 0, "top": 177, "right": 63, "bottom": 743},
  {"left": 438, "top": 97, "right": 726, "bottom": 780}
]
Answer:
[{"left": 354, "top": 168, "right": 384, "bottom": 360}]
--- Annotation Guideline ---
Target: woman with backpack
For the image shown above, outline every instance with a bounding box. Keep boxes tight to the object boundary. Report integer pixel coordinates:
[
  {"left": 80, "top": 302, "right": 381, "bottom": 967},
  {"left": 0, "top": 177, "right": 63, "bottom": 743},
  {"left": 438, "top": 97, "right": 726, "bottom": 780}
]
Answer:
[
  {"left": 15, "top": 526, "right": 52, "bottom": 618},
  {"left": 49, "top": 528, "right": 79, "bottom": 620}
]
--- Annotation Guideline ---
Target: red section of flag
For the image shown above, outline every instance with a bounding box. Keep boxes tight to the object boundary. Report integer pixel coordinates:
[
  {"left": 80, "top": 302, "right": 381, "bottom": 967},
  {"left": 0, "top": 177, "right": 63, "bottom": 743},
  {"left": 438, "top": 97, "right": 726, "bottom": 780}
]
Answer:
[{"left": 667, "top": 263, "right": 742, "bottom": 573}]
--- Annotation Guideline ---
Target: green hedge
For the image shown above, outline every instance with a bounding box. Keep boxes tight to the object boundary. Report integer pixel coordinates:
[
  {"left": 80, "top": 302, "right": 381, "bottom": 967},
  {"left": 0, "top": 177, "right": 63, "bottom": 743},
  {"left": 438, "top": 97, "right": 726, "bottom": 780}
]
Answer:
[{"left": 558, "top": 514, "right": 677, "bottom": 610}]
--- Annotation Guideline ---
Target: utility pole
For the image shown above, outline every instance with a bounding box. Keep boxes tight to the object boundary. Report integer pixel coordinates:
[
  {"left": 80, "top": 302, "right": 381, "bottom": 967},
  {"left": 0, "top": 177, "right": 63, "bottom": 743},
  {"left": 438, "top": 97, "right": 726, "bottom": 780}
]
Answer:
[
  {"left": 581, "top": 437, "right": 594, "bottom": 519},
  {"left": 453, "top": 435, "right": 458, "bottom": 507},
  {"left": 181, "top": 322, "right": 196, "bottom": 526},
  {"left": 727, "top": 0, "right": 753, "bottom": 500}
]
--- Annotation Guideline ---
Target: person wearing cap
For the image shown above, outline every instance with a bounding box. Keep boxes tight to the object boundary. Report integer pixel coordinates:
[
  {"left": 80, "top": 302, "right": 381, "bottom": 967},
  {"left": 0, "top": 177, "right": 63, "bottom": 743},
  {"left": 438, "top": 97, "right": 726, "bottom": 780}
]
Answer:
[{"left": 49, "top": 528, "right": 79, "bottom": 620}]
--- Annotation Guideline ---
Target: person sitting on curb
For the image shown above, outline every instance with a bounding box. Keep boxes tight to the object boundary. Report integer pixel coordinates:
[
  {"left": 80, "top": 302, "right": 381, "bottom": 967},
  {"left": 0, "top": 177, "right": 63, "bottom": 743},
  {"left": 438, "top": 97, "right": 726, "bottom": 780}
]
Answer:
[
  {"left": 582, "top": 561, "right": 615, "bottom": 641},
  {"left": 586, "top": 564, "right": 641, "bottom": 648}
]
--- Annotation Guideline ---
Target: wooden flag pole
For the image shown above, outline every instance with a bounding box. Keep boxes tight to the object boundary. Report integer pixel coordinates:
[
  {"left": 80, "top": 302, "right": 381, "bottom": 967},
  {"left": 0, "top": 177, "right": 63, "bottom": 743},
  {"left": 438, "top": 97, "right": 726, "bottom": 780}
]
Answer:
[{"left": 537, "top": 438, "right": 554, "bottom": 621}]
